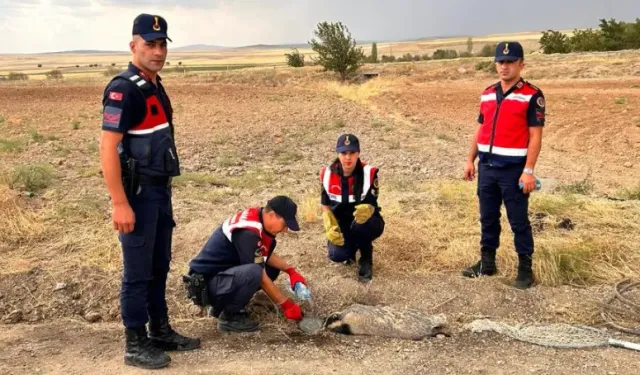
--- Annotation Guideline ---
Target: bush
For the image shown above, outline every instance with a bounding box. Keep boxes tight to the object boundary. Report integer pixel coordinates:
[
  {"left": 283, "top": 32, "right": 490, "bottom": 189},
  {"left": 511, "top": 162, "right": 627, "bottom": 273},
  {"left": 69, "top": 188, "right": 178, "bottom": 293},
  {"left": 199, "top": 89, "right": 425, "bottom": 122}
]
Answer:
[
  {"left": 432, "top": 49, "right": 458, "bottom": 60},
  {"left": 459, "top": 51, "right": 472, "bottom": 58},
  {"left": 10, "top": 164, "right": 54, "bottom": 192},
  {"left": 540, "top": 30, "right": 571, "bottom": 54},
  {"left": 476, "top": 44, "right": 497, "bottom": 57},
  {"left": 308, "top": 21, "right": 365, "bottom": 80},
  {"left": 284, "top": 48, "right": 305, "bottom": 67},
  {"left": 45, "top": 70, "right": 63, "bottom": 80},
  {"left": 103, "top": 66, "right": 121, "bottom": 77},
  {"left": 37, "top": 64, "right": 42, "bottom": 68},
  {"left": 380, "top": 55, "right": 396, "bottom": 63},
  {"left": 8, "top": 72, "right": 29, "bottom": 81},
  {"left": 475, "top": 60, "right": 496, "bottom": 73}
]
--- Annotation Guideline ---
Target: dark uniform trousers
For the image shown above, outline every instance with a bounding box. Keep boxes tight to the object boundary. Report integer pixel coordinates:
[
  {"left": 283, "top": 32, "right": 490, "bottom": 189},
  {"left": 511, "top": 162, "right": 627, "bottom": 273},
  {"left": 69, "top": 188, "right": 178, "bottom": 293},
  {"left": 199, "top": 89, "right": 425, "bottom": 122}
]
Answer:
[
  {"left": 206, "top": 264, "right": 281, "bottom": 315},
  {"left": 328, "top": 215, "right": 385, "bottom": 262},
  {"left": 477, "top": 162, "right": 534, "bottom": 255},
  {"left": 119, "top": 184, "right": 175, "bottom": 329}
]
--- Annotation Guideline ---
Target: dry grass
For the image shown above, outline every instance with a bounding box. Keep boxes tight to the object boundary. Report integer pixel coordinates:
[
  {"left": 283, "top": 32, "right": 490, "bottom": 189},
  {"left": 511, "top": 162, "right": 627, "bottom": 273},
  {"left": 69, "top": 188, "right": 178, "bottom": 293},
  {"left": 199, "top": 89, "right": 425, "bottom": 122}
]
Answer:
[
  {"left": 0, "top": 186, "right": 48, "bottom": 248},
  {"left": 374, "top": 180, "right": 640, "bottom": 286}
]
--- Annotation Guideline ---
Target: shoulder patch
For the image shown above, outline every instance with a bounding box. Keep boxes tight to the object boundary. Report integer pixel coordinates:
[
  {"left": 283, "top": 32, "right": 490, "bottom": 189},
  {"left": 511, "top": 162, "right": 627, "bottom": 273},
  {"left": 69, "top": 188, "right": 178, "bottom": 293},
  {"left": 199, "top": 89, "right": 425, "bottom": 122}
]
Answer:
[
  {"left": 536, "top": 96, "right": 545, "bottom": 108},
  {"left": 102, "top": 106, "right": 122, "bottom": 129}
]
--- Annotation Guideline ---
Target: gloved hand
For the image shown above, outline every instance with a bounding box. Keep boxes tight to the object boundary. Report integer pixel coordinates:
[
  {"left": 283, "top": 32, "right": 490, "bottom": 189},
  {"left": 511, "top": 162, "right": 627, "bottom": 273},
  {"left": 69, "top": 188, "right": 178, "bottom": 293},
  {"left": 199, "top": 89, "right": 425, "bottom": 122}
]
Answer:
[
  {"left": 280, "top": 298, "right": 303, "bottom": 321},
  {"left": 285, "top": 267, "right": 307, "bottom": 289},
  {"left": 322, "top": 210, "right": 344, "bottom": 246},
  {"left": 353, "top": 204, "right": 375, "bottom": 224}
]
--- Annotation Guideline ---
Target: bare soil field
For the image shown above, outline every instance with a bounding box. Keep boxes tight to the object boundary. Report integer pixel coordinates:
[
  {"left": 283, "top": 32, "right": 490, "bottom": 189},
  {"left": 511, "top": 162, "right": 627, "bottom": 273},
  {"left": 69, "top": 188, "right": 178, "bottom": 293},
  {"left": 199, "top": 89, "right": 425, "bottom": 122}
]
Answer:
[{"left": 1, "top": 48, "right": 640, "bottom": 374}]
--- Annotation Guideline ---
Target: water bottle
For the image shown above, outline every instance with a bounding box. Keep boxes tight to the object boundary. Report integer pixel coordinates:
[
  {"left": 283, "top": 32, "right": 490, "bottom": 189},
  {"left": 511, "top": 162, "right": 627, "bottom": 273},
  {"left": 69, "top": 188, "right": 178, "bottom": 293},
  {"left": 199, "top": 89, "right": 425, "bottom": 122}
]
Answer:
[
  {"left": 519, "top": 178, "right": 542, "bottom": 191},
  {"left": 293, "top": 282, "right": 312, "bottom": 301}
]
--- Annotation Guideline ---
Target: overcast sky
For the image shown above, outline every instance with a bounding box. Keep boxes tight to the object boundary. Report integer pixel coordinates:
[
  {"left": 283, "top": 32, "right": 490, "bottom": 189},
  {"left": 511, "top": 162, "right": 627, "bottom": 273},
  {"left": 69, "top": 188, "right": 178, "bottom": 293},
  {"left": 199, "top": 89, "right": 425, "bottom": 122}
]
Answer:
[{"left": 1, "top": 0, "right": 639, "bottom": 54}]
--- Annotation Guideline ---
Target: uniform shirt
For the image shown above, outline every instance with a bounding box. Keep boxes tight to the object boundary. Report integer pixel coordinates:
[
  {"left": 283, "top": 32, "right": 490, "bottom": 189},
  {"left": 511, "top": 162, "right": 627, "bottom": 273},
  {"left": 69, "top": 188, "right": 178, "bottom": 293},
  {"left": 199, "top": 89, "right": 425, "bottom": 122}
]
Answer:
[
  {"left": 476, "top": 78, "right": 545, "bottom": 167},
  {"left": 101, "top": 62, "right": 173, "bottom": 134},
  {"left": 189, "top": 208, "right": 277, "bottom": 277},
  {"left": 321, "top": 161, "right": 380, "bottom": 228}
]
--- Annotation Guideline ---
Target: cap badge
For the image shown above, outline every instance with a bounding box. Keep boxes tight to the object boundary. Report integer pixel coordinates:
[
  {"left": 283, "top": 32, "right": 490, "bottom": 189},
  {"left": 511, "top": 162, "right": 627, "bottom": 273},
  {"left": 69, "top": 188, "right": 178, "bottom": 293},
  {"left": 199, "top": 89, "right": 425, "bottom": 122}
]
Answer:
[
  {"left": 152, "top": 16, "right": 161, "bottom": 31},
  {"left": 344, "top": 135, "right": 350, "bottom": 146},
  {"left": 503, "top": 43, "right": 510, "bottom": 55}
]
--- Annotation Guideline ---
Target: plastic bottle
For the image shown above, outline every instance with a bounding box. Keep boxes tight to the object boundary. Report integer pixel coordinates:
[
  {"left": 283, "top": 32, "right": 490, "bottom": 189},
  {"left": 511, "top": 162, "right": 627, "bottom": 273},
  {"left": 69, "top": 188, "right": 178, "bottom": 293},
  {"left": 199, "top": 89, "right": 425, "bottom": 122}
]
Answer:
[
  {"left": 293, "top": 282, "right": 312, "bottom": 301},
  {"left": 519, "top": 178, "right": 542, "bottom": 191}
]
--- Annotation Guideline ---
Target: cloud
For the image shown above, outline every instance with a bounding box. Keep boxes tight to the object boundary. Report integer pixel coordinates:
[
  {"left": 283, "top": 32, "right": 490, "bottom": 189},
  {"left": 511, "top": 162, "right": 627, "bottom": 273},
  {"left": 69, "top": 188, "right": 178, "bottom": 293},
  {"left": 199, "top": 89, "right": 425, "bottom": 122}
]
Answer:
[{"left": 1, "top": 0, "right": 639, "bottom": 53}]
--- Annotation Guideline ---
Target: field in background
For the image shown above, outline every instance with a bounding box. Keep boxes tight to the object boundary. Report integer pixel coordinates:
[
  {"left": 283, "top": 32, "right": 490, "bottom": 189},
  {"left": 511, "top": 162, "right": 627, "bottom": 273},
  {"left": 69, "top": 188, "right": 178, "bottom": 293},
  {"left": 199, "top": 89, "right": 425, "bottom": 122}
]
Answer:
[
  {"left": 0, "top": 30, "right": 552, "bottom": 80},
  {"left": 1, "top": 33, "right": 640, "bottom": 373}
]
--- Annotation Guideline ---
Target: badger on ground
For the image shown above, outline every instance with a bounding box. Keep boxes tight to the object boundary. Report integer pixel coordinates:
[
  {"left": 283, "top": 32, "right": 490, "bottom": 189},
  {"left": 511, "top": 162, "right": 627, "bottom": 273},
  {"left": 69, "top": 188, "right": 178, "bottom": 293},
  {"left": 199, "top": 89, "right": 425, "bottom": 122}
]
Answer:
[{"left": 324, "top": 304, "right": 449, "bottom": 340}]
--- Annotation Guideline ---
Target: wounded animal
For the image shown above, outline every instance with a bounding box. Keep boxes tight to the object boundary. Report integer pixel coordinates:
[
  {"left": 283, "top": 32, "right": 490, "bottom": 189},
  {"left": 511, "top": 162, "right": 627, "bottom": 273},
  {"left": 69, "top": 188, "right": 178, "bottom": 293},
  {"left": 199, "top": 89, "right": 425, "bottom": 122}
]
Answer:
[{"left": 325, "top": 304, "right": 448, "bottom": 340}]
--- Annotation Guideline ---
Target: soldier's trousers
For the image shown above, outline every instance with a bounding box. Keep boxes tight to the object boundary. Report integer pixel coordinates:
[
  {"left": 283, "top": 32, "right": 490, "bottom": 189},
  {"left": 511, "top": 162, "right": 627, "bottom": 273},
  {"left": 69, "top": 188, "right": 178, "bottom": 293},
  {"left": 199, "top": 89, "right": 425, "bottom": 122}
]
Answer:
[
  {"left": 327, "top": 214, "right": 385, "bottom": 262},
  {"left": 119, "top": 184, "right": 174, "bottom": 329},
  {"left": 206, "top": 264, "right": 281, "bottom": 315},
  {"left": 477, "top": 162, "right": 534, "bottom": 255}
]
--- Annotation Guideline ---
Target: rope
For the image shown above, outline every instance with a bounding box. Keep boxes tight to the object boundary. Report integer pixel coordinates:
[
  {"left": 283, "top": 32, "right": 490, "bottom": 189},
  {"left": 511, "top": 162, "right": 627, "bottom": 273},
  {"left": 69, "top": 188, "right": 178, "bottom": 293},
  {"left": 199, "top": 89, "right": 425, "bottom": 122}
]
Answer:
[{"left": 600, "top": 279, "right": 640, "bottom": 336}]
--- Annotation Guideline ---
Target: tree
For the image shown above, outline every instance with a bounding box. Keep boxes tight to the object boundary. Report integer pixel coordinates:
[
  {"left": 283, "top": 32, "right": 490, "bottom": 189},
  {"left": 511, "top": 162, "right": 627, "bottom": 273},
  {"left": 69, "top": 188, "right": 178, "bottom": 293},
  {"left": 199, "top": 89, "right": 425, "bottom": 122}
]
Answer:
[
  {"left": 284, "top": 48, "right": 305, "bottom": 67},
  {"left": 539, "top": 30, "right": 571, "bottom": 54},
  {"left": 466, "top": 37, "right": 473, "bottom": 54},
  {"left": 569, "top": 28, "right": 604, "bottom": 52},
  {"left": 369, "top": 42, "right": 378, "bottom": 63},
  {"left": 476, "top": 43, "right": 497, "bottom": 57},
  {"left": 308, "top": 21, "right": 365, "bottom": 80},
  {"left": 599, "top": 18, "right": 626, "bottom": 50}
]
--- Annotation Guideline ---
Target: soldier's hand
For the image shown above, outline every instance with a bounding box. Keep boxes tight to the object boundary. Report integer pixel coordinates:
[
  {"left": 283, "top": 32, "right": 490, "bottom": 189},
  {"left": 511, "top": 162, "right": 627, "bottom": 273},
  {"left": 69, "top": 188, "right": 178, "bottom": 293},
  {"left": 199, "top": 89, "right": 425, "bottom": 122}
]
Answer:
[
  {"left": 113, "top": 202, "right": 135, "bottom": 233},
  {"left": 323, "top": 210, "right": 345, "bottom": 246},
  {"left": 353, "top": 204, "right": 374, "bottom": 224},
  {"left": 519, "top": 173, "right": 536, "bottom": 194},
  {"left": 464, "top": 161, "right": 476, "bottom": 181},
  {"left": 280, "top": 298, "right": 303, "bottom": 321}
]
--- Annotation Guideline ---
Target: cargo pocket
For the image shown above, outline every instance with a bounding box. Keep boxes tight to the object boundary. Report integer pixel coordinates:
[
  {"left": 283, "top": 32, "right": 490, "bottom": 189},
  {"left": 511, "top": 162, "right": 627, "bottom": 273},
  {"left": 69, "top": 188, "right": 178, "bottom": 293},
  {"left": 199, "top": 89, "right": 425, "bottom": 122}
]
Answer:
[{"left": 129, "top": 137, "right": 151, "bottom": 167}]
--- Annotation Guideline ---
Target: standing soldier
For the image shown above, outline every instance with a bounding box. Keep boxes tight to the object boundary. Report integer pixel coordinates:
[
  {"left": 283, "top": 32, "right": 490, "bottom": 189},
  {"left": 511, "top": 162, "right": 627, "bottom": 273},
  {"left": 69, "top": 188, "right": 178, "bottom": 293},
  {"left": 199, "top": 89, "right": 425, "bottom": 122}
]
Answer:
[
  {"left": 321, "top": 134, "right": 385, "bottom": 281},
  {"left": 462, "top": 41, "right": 546, "bottom": 289},
  {"left": 99, "top": 13, "right": 200, "bottom": 370}
]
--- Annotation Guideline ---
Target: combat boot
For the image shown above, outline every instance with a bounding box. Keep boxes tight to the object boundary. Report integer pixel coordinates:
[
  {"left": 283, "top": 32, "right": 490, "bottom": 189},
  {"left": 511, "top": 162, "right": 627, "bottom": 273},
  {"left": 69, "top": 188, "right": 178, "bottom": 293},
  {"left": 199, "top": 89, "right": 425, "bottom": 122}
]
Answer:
[
  {"left": 462, "top": 247, "right": 497, "bottom": 278},
  {"left": 514, "top": 253, "right": 534, "bottom": 289},
  {"left": 149, "top": 319, "right": 201, "bottom": 351},
  {"left": 217, "top": 310, "right": 260, "bottom": 333},
  {"left": 124, "top": 327, "right": 171, "bottom": 369},
  {"left": 358, "top": 247, "right": 373, "bottom": 281}
]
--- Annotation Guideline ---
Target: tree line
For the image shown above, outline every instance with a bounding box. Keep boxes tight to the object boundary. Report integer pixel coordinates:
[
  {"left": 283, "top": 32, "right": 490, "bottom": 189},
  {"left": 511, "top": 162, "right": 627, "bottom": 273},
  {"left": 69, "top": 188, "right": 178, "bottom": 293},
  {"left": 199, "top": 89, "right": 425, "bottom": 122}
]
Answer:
[{"left": 539, "top": 18, "right": 640, "bottom": 54}]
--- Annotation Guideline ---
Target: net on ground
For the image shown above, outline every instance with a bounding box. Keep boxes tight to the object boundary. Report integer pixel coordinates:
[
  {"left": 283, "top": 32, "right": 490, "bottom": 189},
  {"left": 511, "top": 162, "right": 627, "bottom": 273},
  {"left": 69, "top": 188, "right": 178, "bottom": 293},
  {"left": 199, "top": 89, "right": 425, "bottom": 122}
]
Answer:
[{"left": 465, "top": 319, "right": 640, "bottom": 351}]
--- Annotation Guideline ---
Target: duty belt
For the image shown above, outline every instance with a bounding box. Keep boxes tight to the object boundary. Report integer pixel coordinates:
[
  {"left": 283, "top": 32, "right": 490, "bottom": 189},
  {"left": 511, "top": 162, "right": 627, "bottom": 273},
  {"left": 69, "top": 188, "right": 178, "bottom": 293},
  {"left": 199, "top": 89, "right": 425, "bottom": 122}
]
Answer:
[{"left": 138, "top": 175, "right": 172, "bottom": 186}]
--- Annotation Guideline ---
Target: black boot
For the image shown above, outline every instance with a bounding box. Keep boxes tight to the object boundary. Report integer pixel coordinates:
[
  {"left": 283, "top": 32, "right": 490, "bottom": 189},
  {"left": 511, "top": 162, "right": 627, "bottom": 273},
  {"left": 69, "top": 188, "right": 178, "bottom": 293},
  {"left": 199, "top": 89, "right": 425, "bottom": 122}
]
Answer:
[
  {"left": 514, "top": 253, "right": 534, "bottom": 289},
  {"left": 149, "top": 319, "right": 201, "bottom": 352},
  {"left": 217, "top": 310, "right": 260, "bottom": 333},
  {"left": 124, "top": 327, "right": 171, "bottom": 369},
  {"left": 358, "top": 246, "right": 373, "bottom": 282},
  {"left": 462, "top": 247, "right": 497, "bottom": 278}
]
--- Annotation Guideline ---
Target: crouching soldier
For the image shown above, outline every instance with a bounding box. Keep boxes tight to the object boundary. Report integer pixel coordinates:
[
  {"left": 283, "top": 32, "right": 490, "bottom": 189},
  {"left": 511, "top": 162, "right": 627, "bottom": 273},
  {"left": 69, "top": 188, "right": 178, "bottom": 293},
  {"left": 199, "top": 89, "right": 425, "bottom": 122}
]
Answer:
[{"left": 185, "top": 196, "right": 308, "bottom": 332}]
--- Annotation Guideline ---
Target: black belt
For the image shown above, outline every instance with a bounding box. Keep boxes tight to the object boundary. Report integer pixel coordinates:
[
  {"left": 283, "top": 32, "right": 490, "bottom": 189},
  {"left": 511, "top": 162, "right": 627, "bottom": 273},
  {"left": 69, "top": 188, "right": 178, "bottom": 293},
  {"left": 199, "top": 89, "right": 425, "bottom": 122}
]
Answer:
[{"left": 138, "top": 175, "right": 172, "bottom": 186}]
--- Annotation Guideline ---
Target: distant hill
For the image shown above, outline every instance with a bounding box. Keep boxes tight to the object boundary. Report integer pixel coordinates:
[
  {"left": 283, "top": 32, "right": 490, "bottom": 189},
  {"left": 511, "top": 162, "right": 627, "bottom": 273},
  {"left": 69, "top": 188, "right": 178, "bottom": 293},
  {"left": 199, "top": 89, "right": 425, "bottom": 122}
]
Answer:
[
  {"left": 172, "top": 44, "right": 229, "bottom": 51},
  {"left": 43, "top": 50, "right": 126, "bottom": 55}
]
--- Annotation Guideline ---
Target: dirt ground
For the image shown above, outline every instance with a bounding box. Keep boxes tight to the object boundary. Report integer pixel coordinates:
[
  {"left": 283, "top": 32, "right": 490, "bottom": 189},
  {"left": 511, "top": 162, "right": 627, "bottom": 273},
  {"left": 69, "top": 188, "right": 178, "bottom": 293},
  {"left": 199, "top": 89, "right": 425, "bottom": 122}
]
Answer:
[{"left": 1, "top": 50, "right": 640, "bottom": 374}]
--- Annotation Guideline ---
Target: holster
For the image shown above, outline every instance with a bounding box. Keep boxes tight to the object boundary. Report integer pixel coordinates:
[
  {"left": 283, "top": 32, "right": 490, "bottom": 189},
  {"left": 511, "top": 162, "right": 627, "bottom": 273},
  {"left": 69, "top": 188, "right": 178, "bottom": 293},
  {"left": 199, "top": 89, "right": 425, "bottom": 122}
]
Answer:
[
  {"left": 121, "top": 158, "right": 140, "bottom": 198},
  {"left": 182, "top": 273, "right": 210, "bottom": 307}
]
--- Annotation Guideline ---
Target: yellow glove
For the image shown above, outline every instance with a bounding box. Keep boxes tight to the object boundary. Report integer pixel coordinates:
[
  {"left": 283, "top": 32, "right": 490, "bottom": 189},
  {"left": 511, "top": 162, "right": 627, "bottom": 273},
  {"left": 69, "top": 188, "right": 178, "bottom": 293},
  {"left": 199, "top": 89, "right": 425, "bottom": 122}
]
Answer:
[
  {"left": 322, "top": 210, "right": 344, "bottom": 246},
  {"left": 353, "top": 204, "right": 374, "bottom": 224}
]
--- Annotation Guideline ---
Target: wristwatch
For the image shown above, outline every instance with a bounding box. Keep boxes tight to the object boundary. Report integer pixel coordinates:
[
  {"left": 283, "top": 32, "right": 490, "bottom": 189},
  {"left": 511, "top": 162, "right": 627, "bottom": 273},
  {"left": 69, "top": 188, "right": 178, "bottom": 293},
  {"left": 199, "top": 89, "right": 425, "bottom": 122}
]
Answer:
[{"left": 523, "top": 168, "right": 534, "bottom": 175}]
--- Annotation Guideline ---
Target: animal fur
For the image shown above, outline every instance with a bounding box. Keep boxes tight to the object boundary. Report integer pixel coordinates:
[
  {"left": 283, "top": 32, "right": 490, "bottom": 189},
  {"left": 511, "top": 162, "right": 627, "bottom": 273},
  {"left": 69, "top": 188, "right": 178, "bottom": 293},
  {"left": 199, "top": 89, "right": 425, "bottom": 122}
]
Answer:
[{"left": 325, "top": 304, "right": 447, "bottom": 340}]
